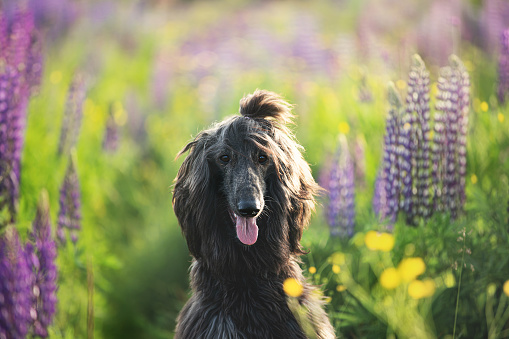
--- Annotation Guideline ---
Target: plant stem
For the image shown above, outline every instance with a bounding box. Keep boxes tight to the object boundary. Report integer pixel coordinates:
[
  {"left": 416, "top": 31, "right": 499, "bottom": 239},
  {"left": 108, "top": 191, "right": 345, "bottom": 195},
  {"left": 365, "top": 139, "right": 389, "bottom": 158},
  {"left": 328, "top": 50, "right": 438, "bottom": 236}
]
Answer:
[{"left": 452, "top": 228, "right": 466, "bottom": 339}]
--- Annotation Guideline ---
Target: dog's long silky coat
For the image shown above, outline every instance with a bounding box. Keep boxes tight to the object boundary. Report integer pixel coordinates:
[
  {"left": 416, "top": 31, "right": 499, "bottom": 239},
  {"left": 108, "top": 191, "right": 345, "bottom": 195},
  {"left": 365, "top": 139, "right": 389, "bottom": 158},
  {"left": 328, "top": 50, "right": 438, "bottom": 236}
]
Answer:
[{"left": 173, "top": 90, "right": 335, "bottom": 338}]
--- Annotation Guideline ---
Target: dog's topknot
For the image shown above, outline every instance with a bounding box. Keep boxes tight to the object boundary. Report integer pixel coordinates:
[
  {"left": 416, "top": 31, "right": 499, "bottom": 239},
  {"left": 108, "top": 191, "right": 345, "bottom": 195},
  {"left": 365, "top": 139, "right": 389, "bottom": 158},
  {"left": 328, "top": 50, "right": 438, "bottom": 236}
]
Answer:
[{"left": 239, "top": 90, "right": 294, "bottom": 125}]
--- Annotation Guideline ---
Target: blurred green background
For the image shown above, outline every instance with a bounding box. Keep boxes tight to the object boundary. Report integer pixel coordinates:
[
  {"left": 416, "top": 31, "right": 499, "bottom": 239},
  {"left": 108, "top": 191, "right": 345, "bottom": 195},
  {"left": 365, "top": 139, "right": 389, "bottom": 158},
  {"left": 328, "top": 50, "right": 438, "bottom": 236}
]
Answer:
[{"left": 13, "top": 0, "right": 509, "bottom": 337}]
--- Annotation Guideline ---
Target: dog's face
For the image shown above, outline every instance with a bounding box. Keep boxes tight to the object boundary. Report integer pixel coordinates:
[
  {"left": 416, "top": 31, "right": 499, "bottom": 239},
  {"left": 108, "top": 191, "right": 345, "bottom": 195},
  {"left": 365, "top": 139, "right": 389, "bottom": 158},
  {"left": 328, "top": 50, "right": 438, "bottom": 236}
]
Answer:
[
  {"left": 173, "top": 90, "right": 318, "bottom": 263},
  {"left": 214, "top": 133, "right": 269, "bottom": 245}
]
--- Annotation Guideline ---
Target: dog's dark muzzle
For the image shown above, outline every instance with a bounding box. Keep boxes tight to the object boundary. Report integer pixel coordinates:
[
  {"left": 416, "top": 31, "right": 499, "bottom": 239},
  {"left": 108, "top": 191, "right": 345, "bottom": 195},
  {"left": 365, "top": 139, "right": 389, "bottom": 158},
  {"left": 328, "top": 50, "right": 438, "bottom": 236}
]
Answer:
[{"left": 237, "top": 200, "right": 261, "bottom": 217}]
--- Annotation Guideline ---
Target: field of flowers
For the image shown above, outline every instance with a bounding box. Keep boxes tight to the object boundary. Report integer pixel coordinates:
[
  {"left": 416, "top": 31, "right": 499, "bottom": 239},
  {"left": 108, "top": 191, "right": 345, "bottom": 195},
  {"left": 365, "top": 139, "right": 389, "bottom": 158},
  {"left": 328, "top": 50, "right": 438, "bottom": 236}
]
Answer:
[{"left": 1, "top": 0, "right": 509, "bottom": 338}]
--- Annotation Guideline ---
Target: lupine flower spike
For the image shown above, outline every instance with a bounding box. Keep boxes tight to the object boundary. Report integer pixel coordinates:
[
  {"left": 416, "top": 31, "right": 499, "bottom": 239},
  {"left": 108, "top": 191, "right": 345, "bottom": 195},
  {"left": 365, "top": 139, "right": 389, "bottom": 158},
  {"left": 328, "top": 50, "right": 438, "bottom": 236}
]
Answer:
[
  {"left": 432, "top": 68, "right": 448, "bottom": 213},
  {"left": 434, "top": 55, "right": 470, "bottom": 218},
  {"left": 451, "top": 55, "right": 470, "bottom": 212},
  {"left": 0, "top": 7, "right": 38, "bottom": 223},
  {"left": 0, "top": 226, "right": 33, "bottom": 338},
  {"left": 326, "top": 134, "right": 355, "bottom": 237},
  {"left": 58, "top": 73, "right": 87, "bottom": 156},
  {"left": 25, "top": 190, "right": 58, "bottom": 337},
  {"left": 374, "top": 82, "right": 403, "bottom": 229},
  {"left": 404, "top": 54, "right": 431, "bottom": 223},
  {"left": 57, "top": 152, "right": 81, "bottom": 245},
  {"left": 375, "top": 54, "right": 469, "bottom": 226}
]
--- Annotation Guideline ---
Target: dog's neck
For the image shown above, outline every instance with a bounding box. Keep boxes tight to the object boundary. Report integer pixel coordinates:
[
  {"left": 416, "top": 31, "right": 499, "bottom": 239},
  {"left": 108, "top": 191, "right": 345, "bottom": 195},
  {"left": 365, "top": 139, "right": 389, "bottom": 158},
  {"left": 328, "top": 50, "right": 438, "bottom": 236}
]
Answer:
[{"left": 189, "top": 255, "right": 301, "bottom": 288}]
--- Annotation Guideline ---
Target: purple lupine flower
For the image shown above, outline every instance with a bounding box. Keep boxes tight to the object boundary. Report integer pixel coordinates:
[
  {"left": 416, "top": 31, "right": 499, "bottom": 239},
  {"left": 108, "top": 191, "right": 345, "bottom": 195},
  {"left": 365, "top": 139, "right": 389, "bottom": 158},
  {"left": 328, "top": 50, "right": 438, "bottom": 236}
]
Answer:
[
  {"left": 452, "top": 55, "right": 470, "bottom": 212},
  {"left": 398, "top": 114, "right": 413, "bottom": 225},
  {"left": 4, "top": 73, "right": 29, "bottom": 214},
  {"left": 410, "top": 55, "right": 431, "bottom": 220},
  {"left": 27, "top": 0, "right": 79, "bottom": 42},
  {"left": 0, "top": 227, "right": 33, "bottom": 338},
  {"left": 434, "top": 56, "right": 471, "bottom": 218},
  {"left": 497, "top": 29, "right": 509, "bottom": 104},
  {"left": 444, "top": 67, "right": 460, "bottom": 218},
  {"left": 0, "top": 7, "right": 38, "bottom": 222},
  {"left": 9, "top": 8, "right": 35, "bottom": 66},
  {"left": 0, "top": 14, "right": 8, "bottom": 56},
  {"left": 326, "top": 134, "right": 355, "bottom": 237},
  {"left": 57, "top": 155, "right": 81, "bottom": 245},
  {"left": 26, "top": 191, "right": 57, "bottom": 337},
  {"left": 401, "top": 55, "right": 431, "bottom": 224},
  {"left": 376, "top": 82, "right": 403, "bottom": 228},
  {"left": 432, "top": 71, "right": 448, "bottom": 213},
  {"left": 0, "top": 71, "right": 19, "bottom": 219},
  {"left": 58, "top": 73, "right": 87, "bottom": 156},
  {"left": 103, "top": 105, "right": 119, "bottom": 153}
]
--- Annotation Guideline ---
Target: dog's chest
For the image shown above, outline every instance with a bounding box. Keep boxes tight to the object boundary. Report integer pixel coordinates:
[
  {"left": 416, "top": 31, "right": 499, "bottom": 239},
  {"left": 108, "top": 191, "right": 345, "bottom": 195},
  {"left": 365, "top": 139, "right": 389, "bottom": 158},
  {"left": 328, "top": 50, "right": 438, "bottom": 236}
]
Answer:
[{"left": 197, "top": 279, "right": 307, "bottom": 338}]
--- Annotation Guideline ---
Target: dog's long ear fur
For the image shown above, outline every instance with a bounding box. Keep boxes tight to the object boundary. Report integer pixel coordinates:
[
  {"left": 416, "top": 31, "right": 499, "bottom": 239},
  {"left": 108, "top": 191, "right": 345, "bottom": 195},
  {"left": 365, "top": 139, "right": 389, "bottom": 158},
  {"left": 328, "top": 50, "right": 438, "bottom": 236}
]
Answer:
[
  {"left": 278, "top": 134, "right": 320, "bottom": 255},
  {"left": 173, "top": 132, "right": 214, "bottom": 258}
]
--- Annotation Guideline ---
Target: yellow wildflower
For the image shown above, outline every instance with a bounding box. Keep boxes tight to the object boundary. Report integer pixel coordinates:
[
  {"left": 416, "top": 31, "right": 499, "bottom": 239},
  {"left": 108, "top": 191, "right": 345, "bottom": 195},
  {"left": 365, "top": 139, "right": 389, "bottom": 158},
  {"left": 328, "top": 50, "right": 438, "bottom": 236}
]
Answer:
[
  {"left": 380, "top": 268, "right": 401, "bottom": 290},
  {"left": 364, "top": 231, "right": 394, "bottom": 252},
  {"left": 498, "top": 113, "right": 505, "bottom": 123},
  {"left": 338, "top": 122, "right": 350, "bottom": 135},
  {"left": 503, "top": 280, "right": 509, "bottom": 297},
  {"left": 480, "top": 101, "right": 489, "bottom": 112},
  {"left": 408, "top": 279, "right": 436, "bottom": 299},
  {"left": 396, "top": 79, "right": 406, "bottom": 90},
  {"left": 444, "top": 271, "right": 456, "bottom": 288},
  {"left": 50, "top": 70, "right": 62, "bottom": 84},
  {"left": 397, "top": 257, "right": 426, "bottom": 282},
  {"left": 283, "top": 278, "right": 303, "bottom": 297},
  {"left": 336, "top": 285, "right": 347, "bottom": 292},
  {"left": 378, "top": 233, "right": 395, "bottom": 252},
  {"left": 332, "top": 265, "right": 341, "bottom": 274},
  {"left": 329, "top": 252, "right": 345, "bottom": 265},
  {"left": 308, "top": 266, "right": 317, "bottom": 274},
  {"left": 364, "top": 231, "right": 378, "bottom": 250},
  {"left": 471, "top": 174, "right": 478, "bottom": 184}
]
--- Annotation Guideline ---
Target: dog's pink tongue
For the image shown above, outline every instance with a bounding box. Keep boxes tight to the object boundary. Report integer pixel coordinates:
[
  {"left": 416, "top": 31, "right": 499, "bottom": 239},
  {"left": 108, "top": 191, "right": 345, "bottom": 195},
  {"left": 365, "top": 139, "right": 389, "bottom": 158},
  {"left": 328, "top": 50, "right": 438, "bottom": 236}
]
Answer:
[{"left": 236, "top": 216, "right": 258, "bottom": 245}]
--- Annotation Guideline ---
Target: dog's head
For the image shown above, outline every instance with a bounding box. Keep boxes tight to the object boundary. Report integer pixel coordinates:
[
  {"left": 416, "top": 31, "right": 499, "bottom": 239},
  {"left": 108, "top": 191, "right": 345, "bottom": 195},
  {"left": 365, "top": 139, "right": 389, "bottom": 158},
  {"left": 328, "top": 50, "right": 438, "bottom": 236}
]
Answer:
[{"left": 173, "top": 90, "right": 319, "bottom": 265}]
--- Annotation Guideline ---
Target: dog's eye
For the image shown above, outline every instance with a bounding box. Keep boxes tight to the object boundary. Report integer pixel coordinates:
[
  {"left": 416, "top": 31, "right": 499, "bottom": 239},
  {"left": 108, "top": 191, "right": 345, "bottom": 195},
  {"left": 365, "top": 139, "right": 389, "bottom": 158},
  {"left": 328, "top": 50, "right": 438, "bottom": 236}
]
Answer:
[
  {"left": 219, "top": 155, "right": 230, "bottom": 163},
  {"left": 258, "top": 154, "right": 268, "bottom": 164}
]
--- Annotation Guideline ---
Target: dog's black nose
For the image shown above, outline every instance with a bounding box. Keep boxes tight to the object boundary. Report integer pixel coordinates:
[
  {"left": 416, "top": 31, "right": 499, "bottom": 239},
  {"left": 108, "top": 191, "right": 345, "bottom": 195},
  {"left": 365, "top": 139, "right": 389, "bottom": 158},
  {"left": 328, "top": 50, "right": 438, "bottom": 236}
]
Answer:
[{"left": 237, "top": 201, "right": 261, "bottom": 217}]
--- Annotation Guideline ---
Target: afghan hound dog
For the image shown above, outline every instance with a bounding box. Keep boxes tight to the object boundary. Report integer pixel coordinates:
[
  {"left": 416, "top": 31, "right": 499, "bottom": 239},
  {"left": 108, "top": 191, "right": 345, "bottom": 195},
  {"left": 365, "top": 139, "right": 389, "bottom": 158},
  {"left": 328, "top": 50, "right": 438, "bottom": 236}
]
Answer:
[{"left": 172, "top": 90, "right": 335, "bottom": 339}]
